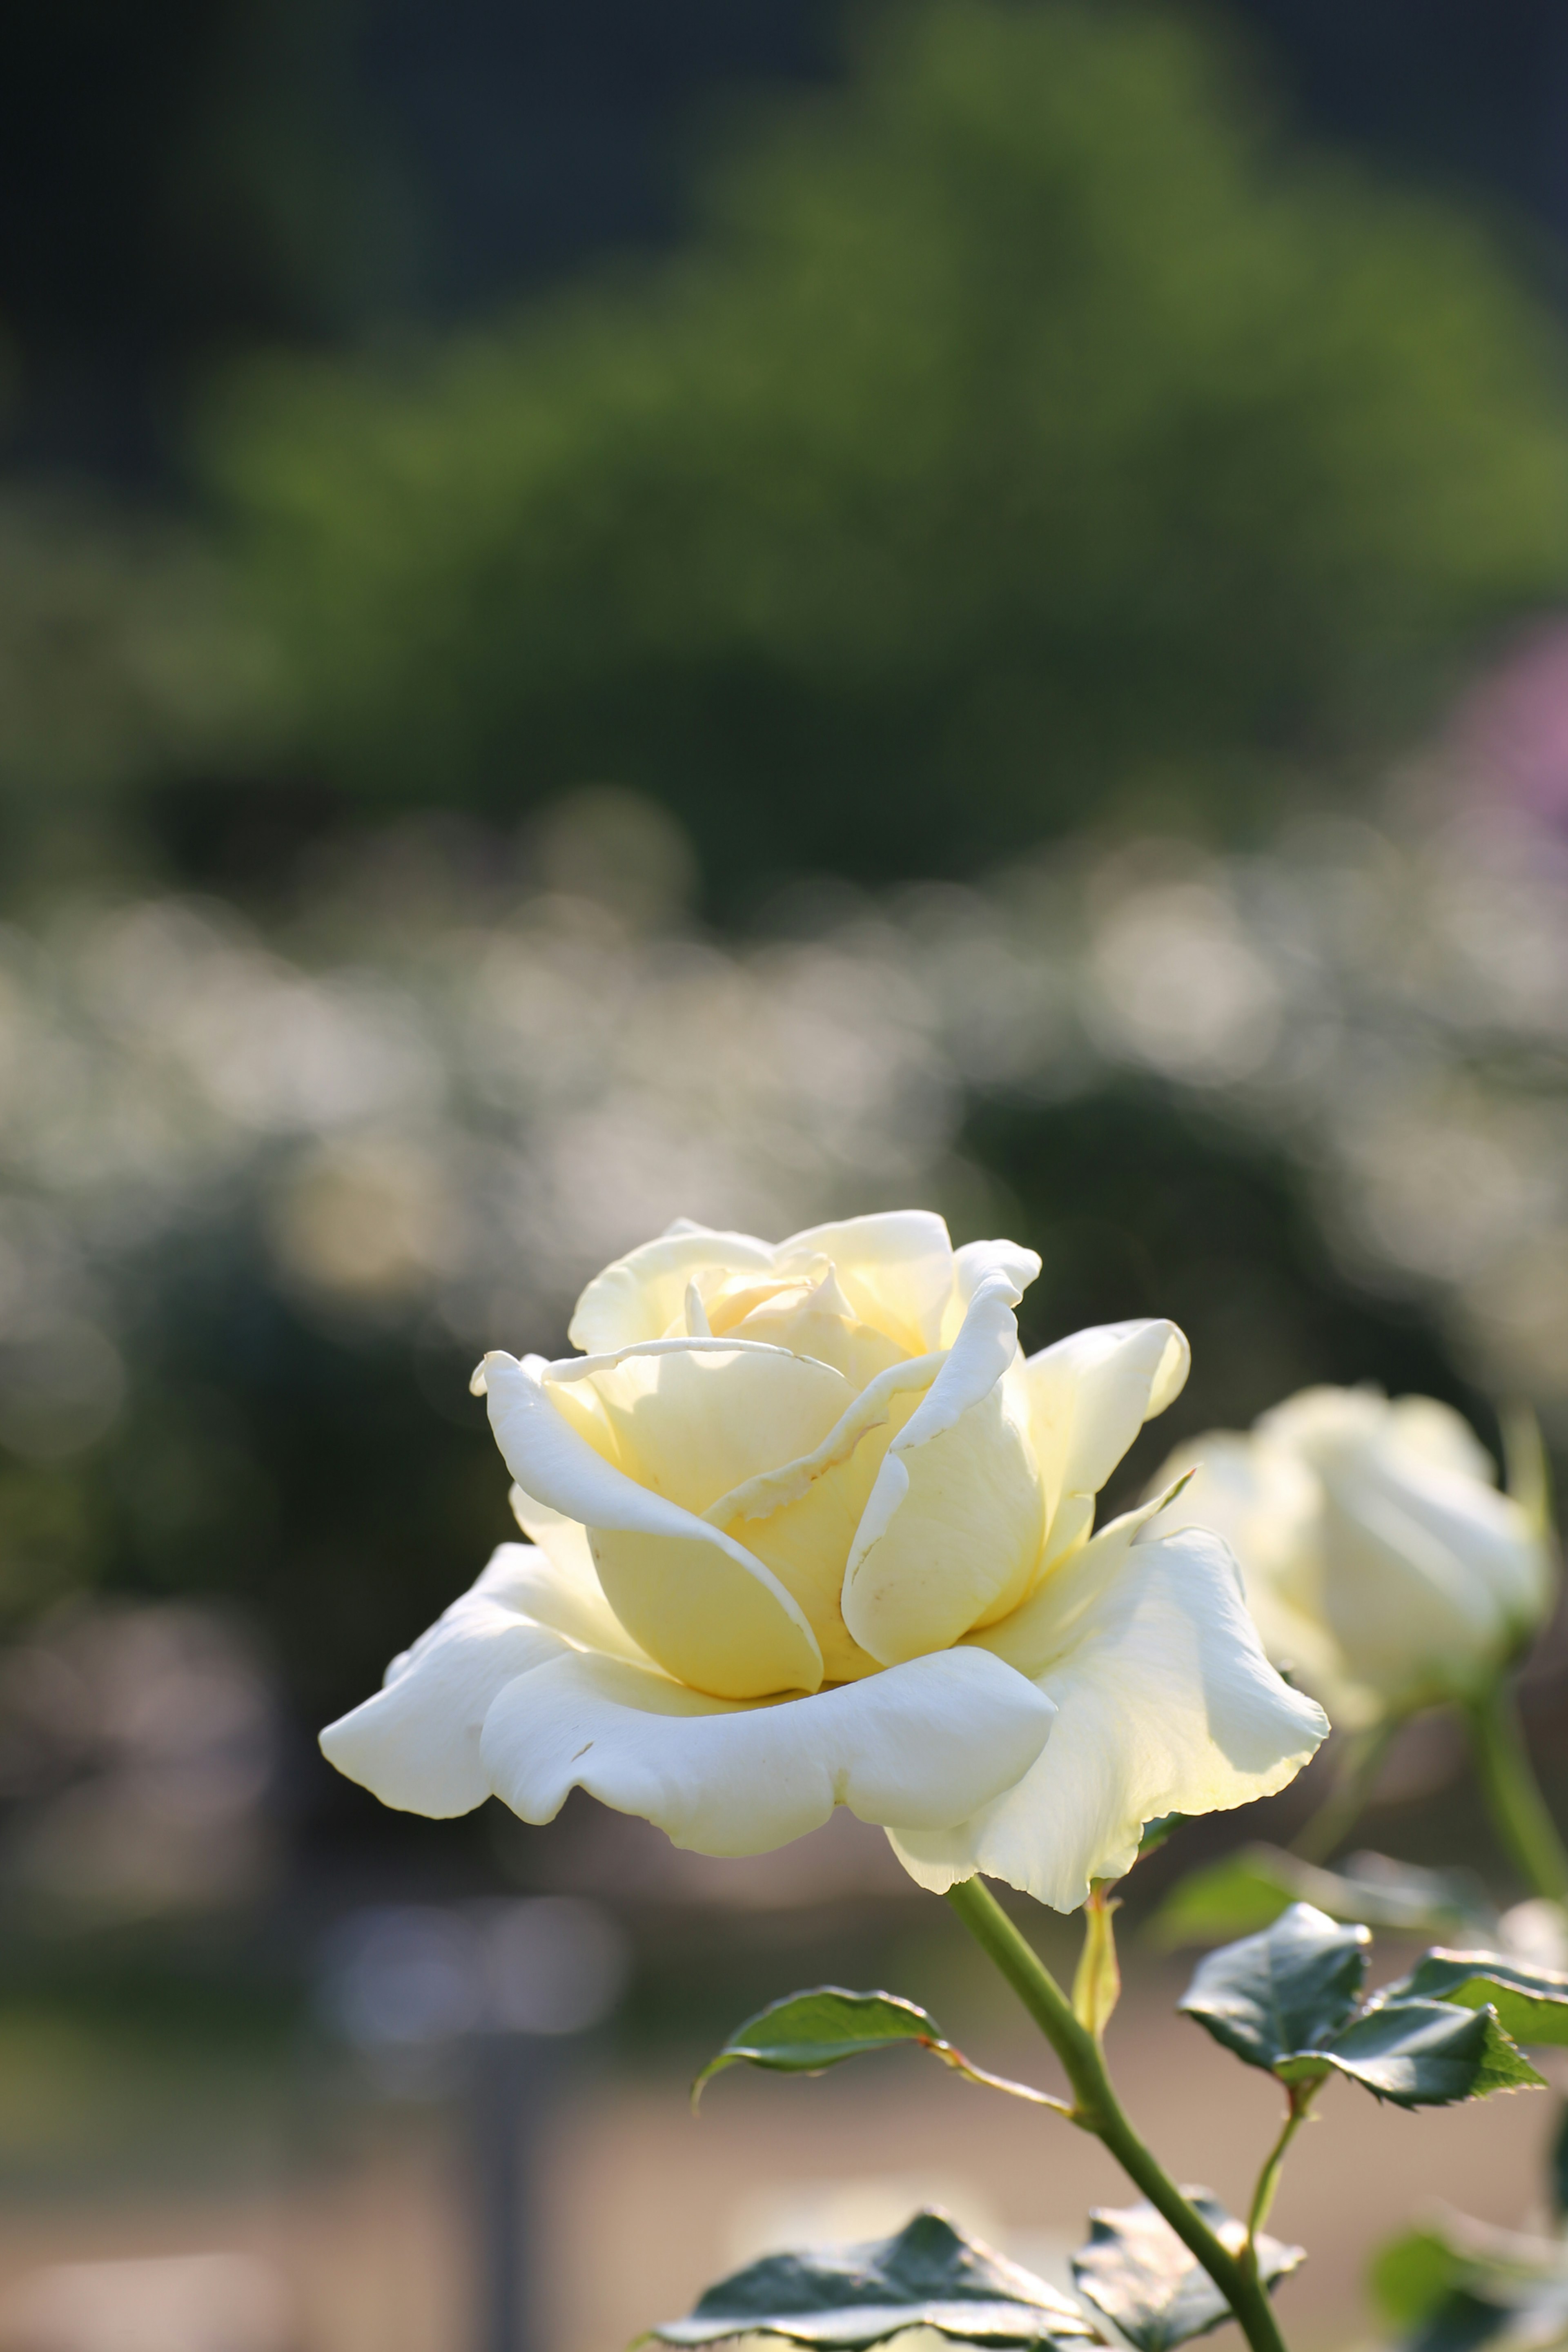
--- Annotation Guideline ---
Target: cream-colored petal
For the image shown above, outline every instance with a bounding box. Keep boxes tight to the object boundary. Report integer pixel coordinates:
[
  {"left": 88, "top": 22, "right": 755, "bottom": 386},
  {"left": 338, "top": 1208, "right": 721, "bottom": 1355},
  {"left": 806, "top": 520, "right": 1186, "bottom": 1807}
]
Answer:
[
  {"left": 569, "top": 1339, "right": 854, "bottom": 1515},
  {"left": 1141, "top": 1431, "right": 1347, "bottom": 1702},
  {"left": 1316, "top": 1465, "right": 1546, "bottom": 1704},
  {"left": 1258, "top": 1386, "right": 1552, "bottom": 1702},
  {"left": 507, "top": 1483, "right": 656, "bottom": 1665},
  {"left": 481, "top": 1351, "right": 823, "bottom": 1700},
  {"left": 888, "top": 1524, "right": 1327, "bottom": 1910},
  {"left": 567, "top": 1223, "right": 775, "bottom": 1354},
  {"left": 319, "top": 1543, "right": 590, "bottom": 1817},
  {"left": 720, "top": 1396, "right": 926, "bottom": 1681},
  {"left": 774, "top": 1211, "right": 956, "bottom": 1352},
  {"left": 942, "top": 1238, "right": 1043, "bottom": 1345},
  {"left": 587, "top": 1523, "right": 824, "bottom": 1702},
  {"left": 726, "top": 1267, "right": 911, "bottom": 1389},
  {"left": 967, "top": 1489, "right": 1180, "bottom": 1677},
  {"left": 1385, "top": 1395, "right": 1498, "bottom": 1485},
  {"left": 479, "top": 1644, "right": 1056, "bottom": 1856},
  {"left": 1024, "top": 1319, "right": 1191, "bottom": 1526},
  {"left": 841, "top": 1272, "right": 1045, "bottom": 1664}
]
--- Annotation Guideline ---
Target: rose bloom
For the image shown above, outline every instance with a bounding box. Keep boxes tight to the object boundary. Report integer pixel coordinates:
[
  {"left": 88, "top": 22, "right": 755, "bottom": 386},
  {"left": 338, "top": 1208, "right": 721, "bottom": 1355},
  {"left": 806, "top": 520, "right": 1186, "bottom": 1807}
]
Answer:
[
  {"left": 1149, "top": 1385, "right": 1555, "bottom": 1728},
  {"left": 322, "top": 1214, "right": 1326, "bottom": 1908}
]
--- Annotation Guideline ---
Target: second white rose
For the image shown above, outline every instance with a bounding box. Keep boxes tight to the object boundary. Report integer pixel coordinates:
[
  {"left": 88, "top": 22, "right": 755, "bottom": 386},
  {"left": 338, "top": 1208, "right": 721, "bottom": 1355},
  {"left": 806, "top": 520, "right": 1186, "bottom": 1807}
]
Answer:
[{"left": 1149, "top": 1384, "right": 1555, "bottom": 1726}]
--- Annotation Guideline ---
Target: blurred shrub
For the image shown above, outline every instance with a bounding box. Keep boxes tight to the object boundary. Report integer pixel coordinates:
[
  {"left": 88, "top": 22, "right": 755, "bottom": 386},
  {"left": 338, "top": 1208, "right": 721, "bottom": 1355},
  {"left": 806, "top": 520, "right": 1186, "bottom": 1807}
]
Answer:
[
  {"left": 1, "top": 786, "right": 1564, "bottom": 1761},
  {"left": 0, "top": 485, "right": 285, "bottom": 858},
  {"left": 213, "top": 0, "right": 1568, "bottom": 888}
]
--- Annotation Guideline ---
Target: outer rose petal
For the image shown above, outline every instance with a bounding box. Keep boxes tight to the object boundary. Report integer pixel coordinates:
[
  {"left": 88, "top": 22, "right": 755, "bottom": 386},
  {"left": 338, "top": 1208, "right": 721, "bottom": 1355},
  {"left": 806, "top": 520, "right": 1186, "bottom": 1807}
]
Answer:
[
  {"left": 774, "top": 1211, "right": 956, "bottom": 1353},
  {"left": 842, "top": 1272, "right": 1044, "bottom": 1664},
  {"left": 479, "top": 1644, "right": 1056, "bottom": 1856},
  {"left": 1024, "top": 1319, "right": 1191, "bottom": 1538},
  {"left": 942, "top": 1238, "right": 1044, "bottom": 1345},
  {"left": 568, "top": 1222, "right": 775, "bottom": 1353},
  {"left": 1143, "top": 1431, "right": 1351, "bottom": 1711},
  {"left": 319, "top": 1544, "right": 597, "bottom": 1816},
  {"left": 482, "top": 1351, "right": 823, "bottom": 1699},
  {"left": 888, "top": 1523, "right": 1327, "bottom": 1911}
]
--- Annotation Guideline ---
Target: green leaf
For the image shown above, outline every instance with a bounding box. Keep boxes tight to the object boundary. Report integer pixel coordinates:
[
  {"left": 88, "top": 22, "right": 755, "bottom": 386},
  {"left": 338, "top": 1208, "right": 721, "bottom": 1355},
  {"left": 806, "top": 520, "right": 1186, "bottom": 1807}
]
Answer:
[
  {"left": 1137, "top": 1815, "right": 1185, "bottom": 1860},
  {"left": 1368, "top": 2215, "right": 1568, "bottom": 2352},
  {"left": 1373, "top": 1951, "right": 1568, "bottom": 2048},
  {"left": 1178, "top": 1902, "right": 1369, "bottom": 2071},
  {"left": 1146, "top": 1850, "right": 1301, "bottom": 1945},
  {"left": 1072, "top": 2196, "right": 1302, "bottom": 2352},
  {"left": 1149, "top": 1846, "right": 1497, "bottom": 1950},
  {"left": 1276, "top": 1999, "right": 1546, "bottom": 2109},
  {"left": 1369, "top": 2229, "right": 1472, "bottom": 2331},
  {"left": 693, "top": 1988, "right": 1062, "bottom": 2111},
  {"left": 644, "top": 2209, "right": 1102, "bottom": 2350}
]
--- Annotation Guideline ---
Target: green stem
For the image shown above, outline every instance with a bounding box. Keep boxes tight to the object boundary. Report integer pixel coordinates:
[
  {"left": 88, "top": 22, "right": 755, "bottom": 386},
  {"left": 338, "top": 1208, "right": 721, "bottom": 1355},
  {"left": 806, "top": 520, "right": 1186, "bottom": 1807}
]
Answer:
[
  {"left": 1290, "top": 1721, "right": 1396, "bottom": 1866},
  {"left": 945, "top": 1879, "right": 1291, "bottom": 2352},
  {"left": 1466, "top": 1679, "right": 1568, "bottom": 1904},
  {"left": 1245, "top": 2087, "right": 1313, "bottom": 2258}
]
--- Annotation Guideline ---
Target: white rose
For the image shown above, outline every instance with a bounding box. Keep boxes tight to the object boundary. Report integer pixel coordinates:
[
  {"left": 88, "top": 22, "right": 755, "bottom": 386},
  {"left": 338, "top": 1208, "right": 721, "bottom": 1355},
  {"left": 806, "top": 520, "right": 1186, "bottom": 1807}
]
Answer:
[
  {"left": 322, "top": 1212, "right": 1326, "bottom": 1909},
  {"left": 1149, "top": 1385, "right": 1555, "bottom": 1726}
]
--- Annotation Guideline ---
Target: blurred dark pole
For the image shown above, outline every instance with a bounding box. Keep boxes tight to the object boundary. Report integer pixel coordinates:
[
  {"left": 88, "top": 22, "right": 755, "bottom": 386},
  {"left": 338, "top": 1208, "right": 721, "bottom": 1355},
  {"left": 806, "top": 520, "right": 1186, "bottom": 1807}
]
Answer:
[{"left": 467, "top": 2031, "right": 557, "bottom": 2352}]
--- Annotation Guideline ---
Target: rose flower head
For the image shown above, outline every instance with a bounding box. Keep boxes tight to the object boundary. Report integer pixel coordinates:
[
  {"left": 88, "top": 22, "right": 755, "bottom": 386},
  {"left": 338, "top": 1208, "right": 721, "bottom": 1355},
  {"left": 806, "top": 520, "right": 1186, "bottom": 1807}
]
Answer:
[
  {"left": 1148, "top": 1385, "right": 1556, "bottom": 1728},
  {"left": 323, "top": 1214, "right": 1326, "bottom": 1909}
]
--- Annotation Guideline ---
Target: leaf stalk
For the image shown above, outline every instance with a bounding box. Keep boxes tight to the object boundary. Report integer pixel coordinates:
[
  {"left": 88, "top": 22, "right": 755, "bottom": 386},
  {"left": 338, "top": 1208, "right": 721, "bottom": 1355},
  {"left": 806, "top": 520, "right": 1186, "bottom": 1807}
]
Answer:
[{"left": 1244, "top": 2086, "right": 1314, "bottom": 2266}]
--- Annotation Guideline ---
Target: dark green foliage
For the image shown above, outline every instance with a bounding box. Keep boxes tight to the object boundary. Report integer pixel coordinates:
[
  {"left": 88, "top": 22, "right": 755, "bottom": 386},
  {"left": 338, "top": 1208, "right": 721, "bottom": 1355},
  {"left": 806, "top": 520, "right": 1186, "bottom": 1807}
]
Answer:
[
  {"left": 1374, "top": 1952, "right": 1568, "bottom": 2049},
  {"left": 694, "top": 1987, "right": 949, "bottom": 2097},
  {"left": 1371, "top": 2219, "right": 1568, "bottom": 2352},
  {"left": 1274, "top": 1999, "right": 1546, "bottom": 2110},
  {"left": 1150, "top": 1847, "right": 1499, "bottom": 1950},
  {"left": 214, "top": 0, "right": 1568, "bottom": 892},
  {"left": 1178, "top": 1902, "right": 1369, "bottom": 2069},
  {"left": 1180, "top": 1904, "right": 1546, "bottom": 2108},
  {"left": 645, "top": 2209, "right": 1099, "bottom": 2350},
  {"left": 693, "top": 1986, "right": 1055, "bottom": 2109},
  {"left": 1072, "top": 2196, "right": 1301, "bottom": 2352}
]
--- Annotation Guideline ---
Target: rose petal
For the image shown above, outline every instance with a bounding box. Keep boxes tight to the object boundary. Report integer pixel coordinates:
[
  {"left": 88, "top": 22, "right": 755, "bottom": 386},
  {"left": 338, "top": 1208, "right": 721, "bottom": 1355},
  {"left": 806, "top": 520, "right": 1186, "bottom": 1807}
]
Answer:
[
  {"left": 1259, "top": 1387, "right": 1551, "bottom": 1692},
  {"left": 842, "top": 1272, "right": 1044, "bottom": 1663},
  {"left": 943, "top": 1237, "right": 1043, "bottom": 1343},
  {"left": 568, "top": 1223, "right": 775, "bottom": 1354},
  {"left": 318, "top": 1543, "right": 590, "bottom": 1816},
  {"left": 568, "top": 1339, "right": 854, "bottom": 1516},
  {"left": 482, "top": 1351, "right": 823, "bottom": 1699},
  {"left": 774, "top": 1211, "right": 956, "bottom": 1353},
  {"left": 507, "top": 1484, "right": 659, "bottom": 1664},
  {"left": 889, "top": 1522, "right": 1327, "bottom": 1910},
  {"left": 1142, "top": 1431, "right": 1350, "bottom": 1707},
  {"left": 479, "top": 1644, "right": 1056, "bottom": 1856},
  {"left": 1024, "top": 1318, "right": 1190, "bottom": 1534}
]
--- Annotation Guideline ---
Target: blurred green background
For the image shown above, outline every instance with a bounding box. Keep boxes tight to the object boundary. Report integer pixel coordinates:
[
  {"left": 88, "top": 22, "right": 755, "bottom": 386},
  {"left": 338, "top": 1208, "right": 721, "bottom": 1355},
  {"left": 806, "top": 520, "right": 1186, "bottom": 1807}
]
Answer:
[{"left": 4, "top": 6, "right": 1568, "bottom": 2346}]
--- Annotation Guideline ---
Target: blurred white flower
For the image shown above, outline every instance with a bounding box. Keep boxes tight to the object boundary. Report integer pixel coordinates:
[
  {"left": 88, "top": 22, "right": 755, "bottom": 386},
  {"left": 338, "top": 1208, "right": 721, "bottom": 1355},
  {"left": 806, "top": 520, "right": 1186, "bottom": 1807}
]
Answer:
[{"left": 1149, "top": 1387, "right": 1555, "bottom": 1724}]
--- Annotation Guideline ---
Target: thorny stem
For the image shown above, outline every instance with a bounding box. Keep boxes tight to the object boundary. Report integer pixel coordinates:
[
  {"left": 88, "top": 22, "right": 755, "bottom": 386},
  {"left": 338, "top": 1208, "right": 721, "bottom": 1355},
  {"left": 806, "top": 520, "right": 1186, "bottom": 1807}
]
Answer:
[
  {"left": 945, "top": 1878, "right": 1292, "bottom": 2352},
  {"left": 1466, "top": 1678, "right": 1568, "bottom": 1905}
]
